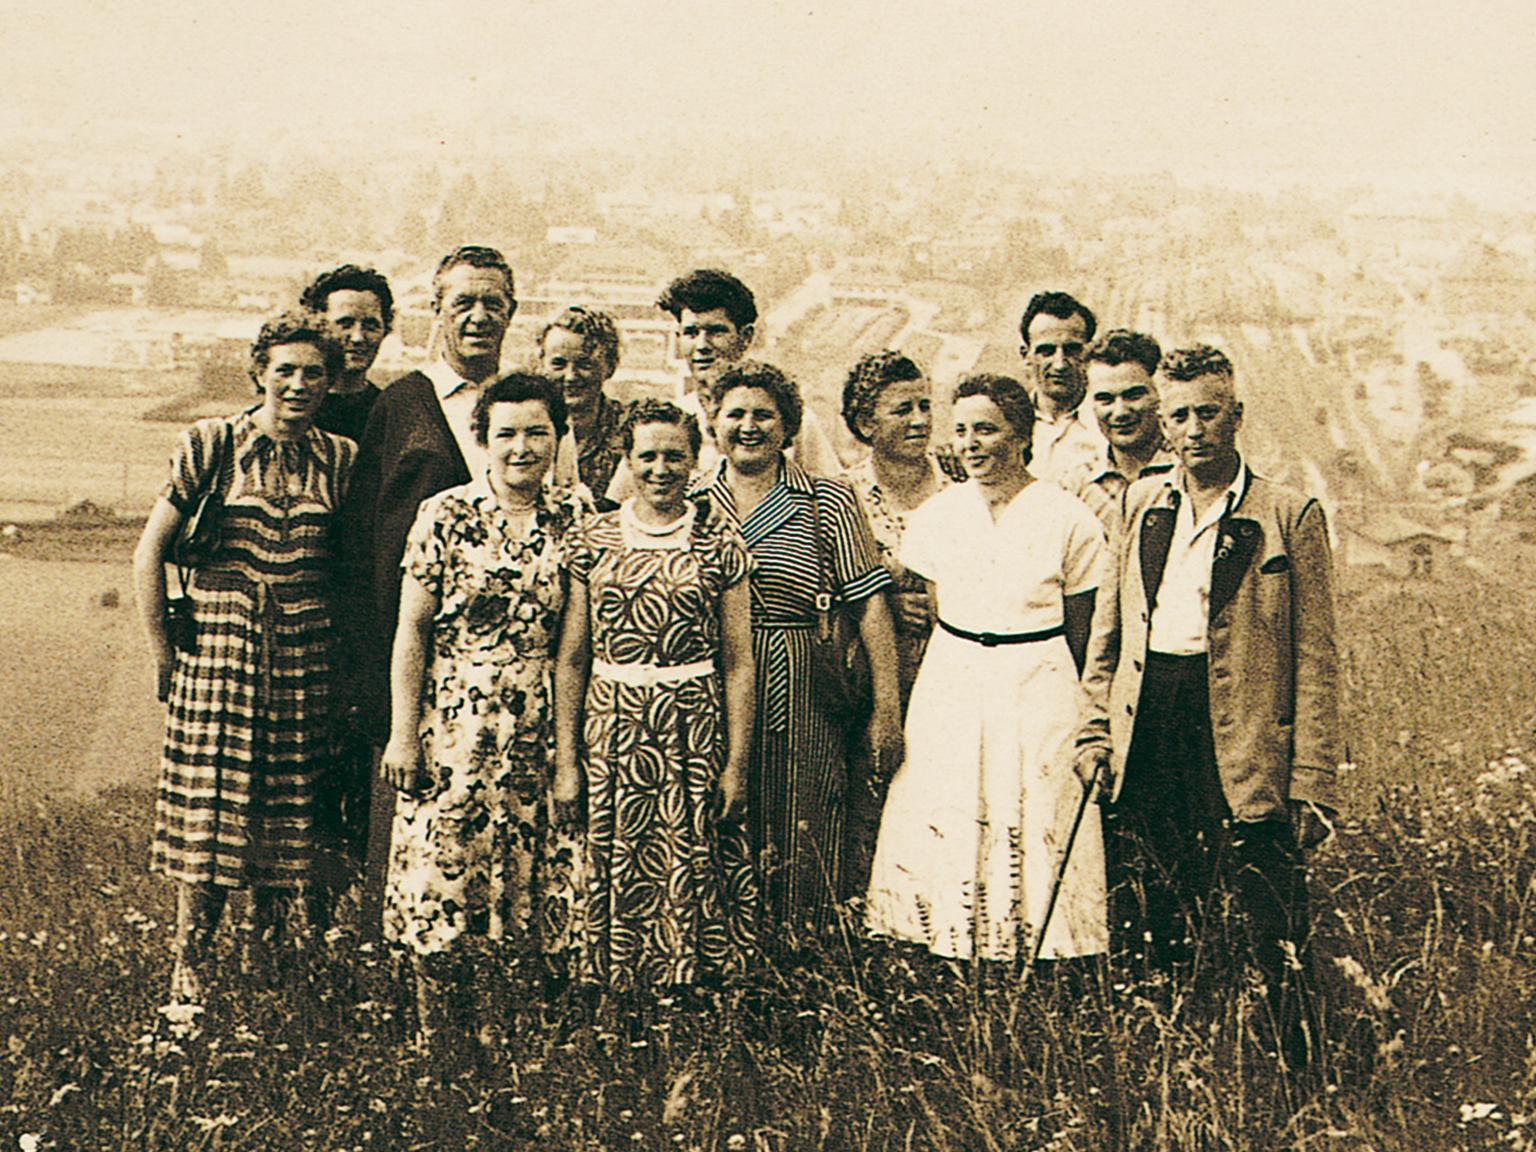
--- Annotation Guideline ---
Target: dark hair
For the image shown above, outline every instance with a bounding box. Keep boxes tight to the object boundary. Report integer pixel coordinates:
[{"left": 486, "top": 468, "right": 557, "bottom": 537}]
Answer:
[
  {"left": 1158, "top": 344, "right": 1235, "bottom": 384},
  {"left": 433, "top": 245, "right": 516, "bottom": 308},
  {"left": 953, "top": 373, "right": 1035, "bottom": 448},
  {"left": 471, "top": 372, "right": 568, "bottom": 446},
  {"left": 711, "top": 361, "right": 803, "bottom": 448},
  {"left": 539, "top": 305, "right": 620, "bottom": 373},
  {"left": 620, "top": 398, "right": 702, "bottom": 458},
  {"left": 841, "top": 350, "right": 924, "bottom": 444},
  {"left": 1018, "top": 291, "right": 1096, "bottom": 345},
  {"left": 250, "top": 309, "right": 344, "bottom": 383},
  {"left": 1085, "top": 328, "right": 1162, "bottom": 377},
  {"left": 657, "top": 269, "right": 757, "bottom": 331},
  {"left": 300, "top": 264, "right": 395, "bottom": 331}
]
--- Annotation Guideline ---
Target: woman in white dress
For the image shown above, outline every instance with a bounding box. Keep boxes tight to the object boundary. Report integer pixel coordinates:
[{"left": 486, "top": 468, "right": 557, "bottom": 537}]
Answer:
[{"left": 866, "top": 373, "right": 1108, "bottom": 964}]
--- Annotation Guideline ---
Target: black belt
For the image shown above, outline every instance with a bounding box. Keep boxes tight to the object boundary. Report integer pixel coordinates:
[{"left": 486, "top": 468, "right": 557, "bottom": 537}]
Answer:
[{"left": 938, "top": 619, "right": 1065, "bottom": 647}]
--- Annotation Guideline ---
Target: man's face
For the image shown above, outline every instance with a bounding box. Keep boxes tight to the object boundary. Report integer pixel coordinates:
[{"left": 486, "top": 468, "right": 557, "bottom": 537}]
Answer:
[
  {"left": 1087, "top": 361, "right": 1160, "bottom": 456},
  {"left": 677, "top": 307, "right": 752, "bottom": 388},
  {"left": 1158, "top": 374, "right": 1242, "bottom": 480},
  {"left": 436, "top": 264, "right": 515, "bottom": 377},
  {"left": 1021, "top": 312, "right": 1090, "bottom": 413},
  {"left": 323, "top": 289, "right": 387, "bottom": 378}
]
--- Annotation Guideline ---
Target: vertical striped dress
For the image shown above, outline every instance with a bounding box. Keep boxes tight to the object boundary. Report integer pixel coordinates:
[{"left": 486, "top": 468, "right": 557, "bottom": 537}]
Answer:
[
  {"left": 151, "top": 414, "right": 355, "bottom": 890},
  {"left": 694, "top": 458, "right": 892, "bottom": 941}
]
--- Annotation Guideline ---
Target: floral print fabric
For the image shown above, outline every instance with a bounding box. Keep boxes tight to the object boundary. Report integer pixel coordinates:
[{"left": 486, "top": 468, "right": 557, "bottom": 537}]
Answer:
[{"left": 383, "top": 481, "right": 585, "bottom": 957}]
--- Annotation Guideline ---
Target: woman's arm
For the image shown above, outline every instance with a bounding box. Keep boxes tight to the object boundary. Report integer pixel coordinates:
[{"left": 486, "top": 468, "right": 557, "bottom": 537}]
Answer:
[
  {"left": 1064, "top": 589, "right": 1097, "bottom": 678},
  {"left": 716, "top": 578, "right": 755, "bottom": 821},
  {"left": 552, "top": 576, "right": 592, "bottom": 823},
  {"left": 856, "top": 590, "right": 905, "bottom": 776},
  {"left": 131, "top": 497, "right": 185, "bottom": 702},
  {"left": 379, "top": 571, "right": 438, "bottom": 792}
]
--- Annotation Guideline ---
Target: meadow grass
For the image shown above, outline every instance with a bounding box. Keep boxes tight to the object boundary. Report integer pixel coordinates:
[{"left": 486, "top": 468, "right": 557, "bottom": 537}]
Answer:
[{"left": 5, "top": 573, "right": 1536, "bottom": 1150}]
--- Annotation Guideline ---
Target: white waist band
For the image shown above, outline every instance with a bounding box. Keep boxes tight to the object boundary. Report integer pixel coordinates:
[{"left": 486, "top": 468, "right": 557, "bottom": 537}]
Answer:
[{"left": 591, "top": 658, "right": 716, "bottom": 688}]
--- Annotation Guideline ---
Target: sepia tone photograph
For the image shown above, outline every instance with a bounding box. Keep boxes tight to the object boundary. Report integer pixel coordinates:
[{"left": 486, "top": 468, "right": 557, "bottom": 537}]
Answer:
[{"left": 3, "top": 1, "right": 1535, "bottom": 1147}]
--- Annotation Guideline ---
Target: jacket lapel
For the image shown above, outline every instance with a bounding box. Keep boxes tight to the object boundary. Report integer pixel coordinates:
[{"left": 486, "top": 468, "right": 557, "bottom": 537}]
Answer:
[
  {"left": 1140, "top": 504, "right": 1177, "bottom": 610},
  {"left": 1209, "top": 516, "right": 1260, "bottom": 622}
]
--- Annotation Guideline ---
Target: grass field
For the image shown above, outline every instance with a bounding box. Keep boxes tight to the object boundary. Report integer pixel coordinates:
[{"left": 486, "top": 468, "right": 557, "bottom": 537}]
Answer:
[{"left": 2, "top": 572, "right": 1535, "bottom": 1149}]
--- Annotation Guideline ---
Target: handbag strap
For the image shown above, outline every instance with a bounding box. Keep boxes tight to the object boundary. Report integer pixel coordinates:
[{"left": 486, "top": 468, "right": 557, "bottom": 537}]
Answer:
[
  {"left": 174, "top": 419, "right": 234, "bottom": 588},
  {"left": 807, "top": 481, "right": 839, "bottom": 640}
]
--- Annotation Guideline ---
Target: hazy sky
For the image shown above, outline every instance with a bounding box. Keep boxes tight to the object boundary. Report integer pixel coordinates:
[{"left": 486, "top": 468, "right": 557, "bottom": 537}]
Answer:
[{"left": 6, "top": 0, "right": 1535, "bottom": 203}]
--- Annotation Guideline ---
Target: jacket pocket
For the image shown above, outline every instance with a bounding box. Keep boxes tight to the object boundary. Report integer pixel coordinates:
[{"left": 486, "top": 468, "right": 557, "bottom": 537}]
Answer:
[{"left": 1260, "top": 554, "right": 1290, "bottom": 574}]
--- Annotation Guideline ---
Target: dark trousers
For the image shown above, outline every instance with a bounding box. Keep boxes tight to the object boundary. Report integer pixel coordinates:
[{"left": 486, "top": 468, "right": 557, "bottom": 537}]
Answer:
[
  {"left": 359, "top": 746, "right": 396, "bottom": 942},
  {"left": 1105, "top": 652, "right": 1315, "bottom": 1068}
]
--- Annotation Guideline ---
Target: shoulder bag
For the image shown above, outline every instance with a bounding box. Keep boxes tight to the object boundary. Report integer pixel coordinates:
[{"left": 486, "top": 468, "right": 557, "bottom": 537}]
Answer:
[{"left": 165, "top": 421, "right": 233, "bottom": 652}]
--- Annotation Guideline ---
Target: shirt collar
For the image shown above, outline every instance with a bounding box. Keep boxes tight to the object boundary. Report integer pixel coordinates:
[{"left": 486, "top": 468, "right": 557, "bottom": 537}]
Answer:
[
  {"left": 424, "top": 357, "right": 478, "bottom": 399},
  {"left": 1174, "top": 456, "right": 1248, "bottom": 533},
  {"left": 1096, "top": 441, "right": 1177, "bottom": 484}
]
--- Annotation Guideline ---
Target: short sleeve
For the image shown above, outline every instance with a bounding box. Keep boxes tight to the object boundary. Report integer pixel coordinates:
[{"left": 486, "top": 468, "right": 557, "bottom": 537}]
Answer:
[
  {"left": 162, "top": 418, "right": 228, "bottom": 512},
  {"left": 1060, "top": 497, "right": 1106, "bottom": 597},
  {"left": 817, "top": 478, "right": 893, "bottom": 603},
  {"left": 402, "top": 495, "right": 449, "bottom": 598},
  {"left": 565, "top": 519, "right": 596, "bottom": 583}
]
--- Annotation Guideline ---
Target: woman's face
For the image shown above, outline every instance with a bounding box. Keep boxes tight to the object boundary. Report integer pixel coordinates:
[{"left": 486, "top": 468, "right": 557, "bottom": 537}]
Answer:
[
  {"left": 539, "top": 327, "right": 612, "bottom": 417},
  {"left": 953, "top": 394, "right": 1025, "bottom": 484},
  {"left": 716, "top": 386, "right": 786, "bottom": 475},
  {"left": 484, "top": 399, "right": 558, "bottom": 498},
  {"left": 628, "top": 421, "right": 696, "bottom": 512},
  {"left": 256, "top": 342, "right": 330, "bottom": 427},
  {"left": 863, "top": 377, "right": 932, "bottom": 464}
]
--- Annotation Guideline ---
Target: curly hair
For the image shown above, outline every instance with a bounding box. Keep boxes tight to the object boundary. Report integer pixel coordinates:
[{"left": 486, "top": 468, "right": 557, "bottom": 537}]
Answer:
[
  {"left": 657, "top": 269, "right": 757, "bottom": 331},
  {"left": 1085, "top": 328, "right": 1162, "bottom": 377},
  {"left": 1018, "top": 291, "right": 1096, "bottom": 345},
  {"left": 432, "top": 245, "right": 516, "bottom": 308},
  {"left": 249, "top": 310, "right": 344, "bottom": 383},
  {"left": 1158, "top": 343, "right": 1235, "bottom": 385},
  {"left": 538, "top": 305, "right": 621, "bottom": 374},
  {"left": 299, "top": 264, "right": 395, "bottom": 331},
  {"left": 471, "top": 372, "right": 568, "bottom": 446},
  {"left": 711, "top": 360, "right": 803, "bottom": 448},
  {"left": 619, "top": 398, "right": 703, "bottom": 458},
  {"left": 840, "top": 350, "right": 924, "bottom": 444},
  {"left": 953, "top": 373, "right": 1035, "bottom": 448}
]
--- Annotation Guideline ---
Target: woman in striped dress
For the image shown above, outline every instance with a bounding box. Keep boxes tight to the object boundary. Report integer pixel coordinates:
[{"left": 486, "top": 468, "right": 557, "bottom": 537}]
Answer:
[
  {"left": 693, "top": 362, "right": 904, "bottom": 947},
  {"left": 133, "top": 311, "right": 355, "bottom": 1002}
]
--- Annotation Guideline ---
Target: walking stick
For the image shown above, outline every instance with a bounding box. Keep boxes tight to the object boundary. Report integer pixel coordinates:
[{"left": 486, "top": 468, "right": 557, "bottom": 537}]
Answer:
[{"left": 1025, "top": 755, "right": 1103, "bottom": 974}]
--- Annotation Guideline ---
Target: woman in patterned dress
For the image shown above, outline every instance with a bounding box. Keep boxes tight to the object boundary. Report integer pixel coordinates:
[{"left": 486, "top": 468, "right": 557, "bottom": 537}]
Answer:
[
  {"left": 133, "top": 311, "right": 355, "bottom": 1002},
  {"left": 553, "top": 399, "right": 758, "bottom": 992},
  {"left": 380, "top": 373, "right": 585, "bottom": 1050},
  {"left": 693, "top": 362, "right": 904, "bottom": 947},
  {"left": 836, "top": 351, "right": 951, "bottom": 899}
]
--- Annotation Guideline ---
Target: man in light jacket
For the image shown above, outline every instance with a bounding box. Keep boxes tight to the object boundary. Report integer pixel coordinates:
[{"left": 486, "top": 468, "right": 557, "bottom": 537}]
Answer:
[{"left": 1076, "top": 343, "right": 1339, "bottom": 1069}]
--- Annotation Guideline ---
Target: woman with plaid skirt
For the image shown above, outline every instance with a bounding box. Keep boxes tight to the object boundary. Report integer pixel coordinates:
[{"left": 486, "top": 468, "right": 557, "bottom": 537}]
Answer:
[{"left": 132, "top": 311, "right": 354, "bottom": 1003}]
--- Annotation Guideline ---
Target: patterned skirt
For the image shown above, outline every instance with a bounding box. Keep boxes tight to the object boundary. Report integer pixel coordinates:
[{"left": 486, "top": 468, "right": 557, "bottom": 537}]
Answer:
[
  {"left": 581, "top": 669, "right": 758, "bottom": 989},
  {"left": 150, "top": 575, "right": 335, "bottom": 889}
]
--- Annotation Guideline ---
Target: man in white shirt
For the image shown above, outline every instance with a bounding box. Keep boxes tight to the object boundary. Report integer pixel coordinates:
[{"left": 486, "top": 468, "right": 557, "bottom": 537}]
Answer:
[
  {"left": 1077, "top": 345, "right": 1339, "bottom": 1071},
  {"left": 608, "top": 269, "right": 841, "bottom": 499},
  {"left": 339, "top": 244, "right": 518, "bottom": 936},
  {"left": 1017, "top": 291, "right": 1107, "bottom": 486}
]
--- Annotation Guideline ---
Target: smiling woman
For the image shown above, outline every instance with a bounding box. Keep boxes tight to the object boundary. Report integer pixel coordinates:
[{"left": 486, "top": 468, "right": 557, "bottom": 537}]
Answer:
[{"left": 130, "top": 310, "right": 354, "bottom": 1004}]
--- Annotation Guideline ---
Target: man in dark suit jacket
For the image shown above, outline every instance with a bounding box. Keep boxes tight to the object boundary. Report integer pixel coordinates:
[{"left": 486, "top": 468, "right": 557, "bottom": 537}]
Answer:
[
  {"left": 1077, "top": 344, "right": 1339, "bottom": 1069},
  {"left": 338, "top": 244, "right": 518, "bottom": 933}
]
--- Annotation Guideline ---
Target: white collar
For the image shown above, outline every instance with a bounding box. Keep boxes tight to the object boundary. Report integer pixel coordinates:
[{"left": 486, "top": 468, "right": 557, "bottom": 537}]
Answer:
[
  {"left": 424, "top": 357, "right": 479, "bottom": 399},
  {"left": 1176, "top": 457, "right": 1248, "bottom": 534}
]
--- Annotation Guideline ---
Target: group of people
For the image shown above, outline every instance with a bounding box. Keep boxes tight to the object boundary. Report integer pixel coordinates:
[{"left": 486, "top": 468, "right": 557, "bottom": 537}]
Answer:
[{"left": 132, "top": 247, "right": 1339, "bottom": 1068}]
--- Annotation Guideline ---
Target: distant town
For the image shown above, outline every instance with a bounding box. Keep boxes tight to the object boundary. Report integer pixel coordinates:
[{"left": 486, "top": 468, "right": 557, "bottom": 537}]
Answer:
[{"left": 3, "top": 124, "right": 1536, "bottom": 586}]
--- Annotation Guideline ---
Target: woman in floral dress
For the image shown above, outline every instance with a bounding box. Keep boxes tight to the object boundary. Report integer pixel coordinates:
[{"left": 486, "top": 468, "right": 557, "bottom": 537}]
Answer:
[
  {"left": 380, "top": 373, "right": 585, "bottom": 1050},
  {"left": 554, "top": 399, "right": 757, "bottom": 992}
]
